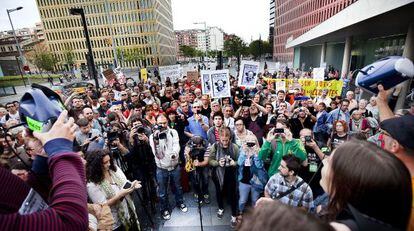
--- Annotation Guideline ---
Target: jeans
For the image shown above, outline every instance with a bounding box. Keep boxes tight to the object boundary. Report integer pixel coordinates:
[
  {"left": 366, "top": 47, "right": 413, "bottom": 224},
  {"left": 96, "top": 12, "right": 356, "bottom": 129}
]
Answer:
[
  {"left": 189, "top": 167, "right": 209, "bottom": 197},
  {"left": 238, "top": 182, "right": 261, "bottom": 213},
  {"left": 156, "top": 166, "right": 184, "bottom": 212}
]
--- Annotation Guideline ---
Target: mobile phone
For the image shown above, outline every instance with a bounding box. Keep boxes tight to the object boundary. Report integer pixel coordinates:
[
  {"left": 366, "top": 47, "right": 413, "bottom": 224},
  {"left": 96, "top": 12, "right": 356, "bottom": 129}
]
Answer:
[
  {"left": 89, "top": 136, "right": 99, "bottom": 142},
  {"left": 274, "top": 128, "right": 284, "bottom": 134},
  {"left": 123, "top": 182, "right": 132, "bottom": 189}
]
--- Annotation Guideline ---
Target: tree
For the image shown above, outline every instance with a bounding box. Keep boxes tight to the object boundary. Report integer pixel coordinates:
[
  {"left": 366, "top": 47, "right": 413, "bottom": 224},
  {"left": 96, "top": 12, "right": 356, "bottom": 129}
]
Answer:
[
  {"left": 179, "top": 45, "right": 197, "bottom": 58},
  {"left": 223, "top": 35, "right": 248, "bottom": 58},
  {"left": 117, "top": 47, "right": 146, "bottom": 67},
  {"left": 25, "top": 43, "right": 58, "bottom": 72},
  {"left": 249, "top": 39, "right": 272, "bottom": 60},
  {"left": 62, "top": 45, "right": 75, "bottom": 70},
  {"left": 223, "top": 35, "right": 248, "bottom": 71}
]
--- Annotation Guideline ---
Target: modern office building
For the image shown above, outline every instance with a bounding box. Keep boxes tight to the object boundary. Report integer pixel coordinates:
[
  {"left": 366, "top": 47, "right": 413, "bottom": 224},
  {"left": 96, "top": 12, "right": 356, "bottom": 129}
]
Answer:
[
  {"left": 273, "top": 0, "right": 358, "bottom": 63},
  {"left": 285, "top": 0, "right": 414, "bottom": 110},
  {"left": 35, "top": 0, "right": 176, "bottom": 69},
  {"left": 269, "top": 0, "right": 275, "bottom": 52}
]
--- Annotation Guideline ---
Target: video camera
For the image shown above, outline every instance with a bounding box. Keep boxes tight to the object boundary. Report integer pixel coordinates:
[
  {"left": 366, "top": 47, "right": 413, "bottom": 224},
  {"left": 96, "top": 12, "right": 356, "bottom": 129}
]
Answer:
[{"left": 153, "top": 125, "right": 167, "bottom": 140}]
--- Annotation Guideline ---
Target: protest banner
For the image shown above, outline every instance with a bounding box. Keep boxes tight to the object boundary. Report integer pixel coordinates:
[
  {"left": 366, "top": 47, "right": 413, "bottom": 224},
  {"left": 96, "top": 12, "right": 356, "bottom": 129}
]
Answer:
[
  {"left": 275, "top": 81, "right": 286, "bottom": 92},
  {"left": 238, "top": 61, "right": 260, "bottom": 88},
  {"left": 140, "top": 68, "right": 148, "bottom": 82},
  {"left": 159, "top": 64, "right": 181, "bottom": 83},
  {"left": 187, "top": 70, "right": 199, "bottom": 83},
  {"left": 210, "top": 69, "right": 231, "bottom": 99},
  {"left": 264, "top": 78, "right": 343, "bottom": 98},
  {"left": 200, "top": 70, "right": 211, "bottom": 96},
  {"left": 313, "top": 67, "right": 325, "bottom": 81},
  {"left": 102, "top": 69, "right": 116, "bottom": 81}
]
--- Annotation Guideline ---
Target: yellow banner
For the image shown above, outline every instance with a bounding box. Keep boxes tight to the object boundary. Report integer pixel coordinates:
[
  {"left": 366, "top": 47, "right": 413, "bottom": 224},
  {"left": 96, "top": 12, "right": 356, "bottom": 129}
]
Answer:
[
  {"left": 264, "top": 78, "right": 343, "bottom": 97},
  {"left": 140, "top": 68, "right": 148, "bottom": 82}
]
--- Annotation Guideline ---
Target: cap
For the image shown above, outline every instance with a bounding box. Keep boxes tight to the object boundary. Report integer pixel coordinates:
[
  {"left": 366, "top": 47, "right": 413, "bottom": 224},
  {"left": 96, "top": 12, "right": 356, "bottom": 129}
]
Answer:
[{"left": 380, "top": 115, "right": 414, "bottom": 149}]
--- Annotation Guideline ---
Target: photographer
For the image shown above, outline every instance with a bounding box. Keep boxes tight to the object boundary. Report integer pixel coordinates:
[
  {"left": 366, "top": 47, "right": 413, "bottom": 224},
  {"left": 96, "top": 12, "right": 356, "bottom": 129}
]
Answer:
[
  {"left": 107, "top": 131, "right": 130, "bottom": 177},
  {"left": 298, "top": 128, "right": 328, "bottom": 198},
  {"left": 258, "top": 121, "right": 307, "bottom": 177},
  {"left": 126, "top": 119, "right": 157, "bottom": 207},
  {"left": 149, "top": 114, "right": 188, "bottom": 220},
  {"left": 184, "top": 136, "right": 210, "bottom": 204},
  {"left": 208, "top": 127, "right": 239, "bottom": 228}
]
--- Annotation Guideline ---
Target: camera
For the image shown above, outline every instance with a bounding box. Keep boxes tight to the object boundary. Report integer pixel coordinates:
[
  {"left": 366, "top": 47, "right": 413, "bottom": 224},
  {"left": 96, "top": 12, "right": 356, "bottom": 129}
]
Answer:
[
  {"left": 274, "top": 128, "right": 284, "bottom": 134},
  {"left": 135, "top": 126, "right": 145, "bottom": 134},
  {"left": 246, "top": 142, "right": 256, "bottom": 147},
  {"left": 305, "top": 136, "right": 312, "bottom": 142},
  {"left": 171, "top": 154, "right": 177, "bottom": 160},
  {"left": 242, "top": 99, "right": 252, "bottom": 107}
]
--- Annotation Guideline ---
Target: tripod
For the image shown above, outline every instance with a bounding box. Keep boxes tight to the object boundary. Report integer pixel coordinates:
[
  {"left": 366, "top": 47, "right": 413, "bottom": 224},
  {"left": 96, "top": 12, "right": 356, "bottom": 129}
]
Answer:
[{"left": 194, "top": 167, "right": 204, "bottom": 231}]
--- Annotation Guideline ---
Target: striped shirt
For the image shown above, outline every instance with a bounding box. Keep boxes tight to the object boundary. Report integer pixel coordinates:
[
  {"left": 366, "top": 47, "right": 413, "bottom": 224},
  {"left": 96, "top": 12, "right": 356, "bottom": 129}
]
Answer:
[
  {"left": 265, "top": 173, "right": 314, "bottom": 210},
  {"left": 0, "top": 139, "right": 88, "bottom": 231}
]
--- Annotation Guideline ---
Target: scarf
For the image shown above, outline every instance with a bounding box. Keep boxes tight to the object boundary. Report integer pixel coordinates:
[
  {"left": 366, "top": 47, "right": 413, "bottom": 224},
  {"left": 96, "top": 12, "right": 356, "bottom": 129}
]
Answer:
[
  {"left": 99, "top": 170, "right": 139, "bottom": 230},
  {"left": 215, "top": 143, "right": 235, "bottom": 190}
]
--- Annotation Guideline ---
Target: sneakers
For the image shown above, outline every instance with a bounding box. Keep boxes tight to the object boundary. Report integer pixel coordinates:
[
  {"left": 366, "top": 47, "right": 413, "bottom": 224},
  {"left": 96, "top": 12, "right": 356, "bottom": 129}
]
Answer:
[
  {"left": 162, "top": 210, "right": 171, "bottom": 220},
  {"left": 203, "top": 194, "right": 210, "bottom": 204},
  {"left": 230, "top": 216, "right": 237, "bottom": 228},
  {"left": 217, "top": 208, "right": 224, "bottom": 219},
  {"left": 179, "top": 203, "right": 188, "bottom": 213}
]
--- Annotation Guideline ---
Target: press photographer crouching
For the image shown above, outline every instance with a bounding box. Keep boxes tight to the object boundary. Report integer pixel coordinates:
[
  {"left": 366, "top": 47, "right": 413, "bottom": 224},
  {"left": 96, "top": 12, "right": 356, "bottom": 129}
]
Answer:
[
  {"left": 149, "top": 114, "right": 188, "bottom": 220},
  {"left": 184, "top": 136, "right": 210, "bottom": 204}
]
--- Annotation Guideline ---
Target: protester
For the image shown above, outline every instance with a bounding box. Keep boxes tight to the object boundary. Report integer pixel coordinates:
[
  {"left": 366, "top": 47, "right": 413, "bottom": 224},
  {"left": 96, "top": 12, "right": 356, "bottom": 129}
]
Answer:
[
  {"left": 208, "top": 127, "right": 239, "bottom": 227},
  {"left": 264, "top": 154, "right": 314, "bottom": 210},
  {"left": 0, "top": 110, "right": 89, "bottom": 230},
  {"left": 86, "top": 150, "right": 141, "bottom": 230},
  {"left": 319, "top": 140, "right": 412, "bottom": 230},
  {"left": 327, "top": 120, "right": 349, "bottom": 151}
]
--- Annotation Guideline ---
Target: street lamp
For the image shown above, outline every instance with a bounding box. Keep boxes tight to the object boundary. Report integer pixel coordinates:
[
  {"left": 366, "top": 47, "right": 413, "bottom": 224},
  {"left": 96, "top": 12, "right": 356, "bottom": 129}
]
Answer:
[
  {"left": 194, "top": 22, "right": 207, "bottom": 60},
  {"left": 7, "top": 6, "right": 30, "bottom": 86},
  {"left": 70, "top": 8, "right": 100, "bottom": 93}
]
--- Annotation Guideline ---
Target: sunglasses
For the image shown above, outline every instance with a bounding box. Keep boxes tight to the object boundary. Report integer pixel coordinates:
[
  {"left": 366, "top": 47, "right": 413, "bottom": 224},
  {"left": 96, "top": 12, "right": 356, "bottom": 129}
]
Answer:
[{"left": 131, "top": 95, "right": 138, "bottom": 97}]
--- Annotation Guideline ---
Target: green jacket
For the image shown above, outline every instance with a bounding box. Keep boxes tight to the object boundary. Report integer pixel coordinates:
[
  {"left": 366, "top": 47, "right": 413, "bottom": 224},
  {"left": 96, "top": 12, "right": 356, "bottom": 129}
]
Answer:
[{"left": 258, "top": 138, "right": 307, "bottom": 177}]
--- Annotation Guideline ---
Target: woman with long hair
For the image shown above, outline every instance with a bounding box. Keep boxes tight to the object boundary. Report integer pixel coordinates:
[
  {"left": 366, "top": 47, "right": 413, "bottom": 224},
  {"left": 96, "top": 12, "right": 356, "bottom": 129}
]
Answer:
[
  {"left": 320, "top": 140, "right": 412, "bottom": 230},
  {"left": 234, "top": 117, "right": 254, "bottom": 147},
  {"left": 86, "top": 150, "right": 141, "bottom": 231},
  {"left": 327, "top": 120, "right": 349, "bottom": 150},
  {"left": 237, "top": 134, "right": 268, "bottom": 216}
]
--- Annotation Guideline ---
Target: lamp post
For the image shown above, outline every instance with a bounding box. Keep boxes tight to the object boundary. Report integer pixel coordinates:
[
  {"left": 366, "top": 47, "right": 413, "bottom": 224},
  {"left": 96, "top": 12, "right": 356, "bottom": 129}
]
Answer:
[
  {"left": 194, "top": 22, "right": 207, "bottom": 60},
  {"left": 7, "top": 6, "right": 30, "bottom": 86},
  {"left": 70, "top": 8, "right": 100, "bottom": 93}
]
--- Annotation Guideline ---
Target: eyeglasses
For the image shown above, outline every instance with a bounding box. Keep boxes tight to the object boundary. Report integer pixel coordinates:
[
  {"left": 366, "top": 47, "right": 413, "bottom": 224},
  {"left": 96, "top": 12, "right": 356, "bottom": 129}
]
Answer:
[{"left": 193, "top": 106, "right": 200, "bottom": 109}]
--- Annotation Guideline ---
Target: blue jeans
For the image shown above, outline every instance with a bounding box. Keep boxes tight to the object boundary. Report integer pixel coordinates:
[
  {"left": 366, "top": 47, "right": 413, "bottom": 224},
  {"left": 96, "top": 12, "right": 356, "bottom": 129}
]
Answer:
[
  {"left": 238, "top": 182, "right": 261, "bottom": 213},
  {"left": 156, "top": 166, "right": 184, "bottom": 212}
]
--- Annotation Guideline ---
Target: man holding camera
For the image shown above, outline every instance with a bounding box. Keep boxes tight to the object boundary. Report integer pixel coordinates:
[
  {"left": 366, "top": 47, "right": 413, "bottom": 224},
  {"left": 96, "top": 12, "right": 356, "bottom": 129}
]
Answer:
[
  {"left": 258, "top": 122, "right": 307, "bottom": 177},
  {"left": 149, "top": 114, "right": 188, "bottom": 220},
  {"left": 184, "top": 136, "right": 210, "bottom": 204}
]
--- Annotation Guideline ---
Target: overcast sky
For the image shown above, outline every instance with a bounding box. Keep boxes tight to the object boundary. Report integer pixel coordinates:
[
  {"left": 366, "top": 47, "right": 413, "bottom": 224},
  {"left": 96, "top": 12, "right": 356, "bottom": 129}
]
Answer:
[{"left": 0, "top": 0, "right": 269, "bottom": 43}]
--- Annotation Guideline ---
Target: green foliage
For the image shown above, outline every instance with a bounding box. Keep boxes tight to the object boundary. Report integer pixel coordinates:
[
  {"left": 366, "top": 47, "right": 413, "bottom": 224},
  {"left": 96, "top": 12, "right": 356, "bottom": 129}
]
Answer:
[
  {"left": 179, "top": 45, "right": 198, "bottom": 58},
  {"left": 249, "top": 39, "right": 272, "bottom": 60},
  {"left": 25, "top": 43, "right": 58, "bottom": 72},
  {"left": 117, "top": 47, "right": 146, "bottom": 66},
  {"left": 223, "top": 35, "right": 248, "bottom": 58}
]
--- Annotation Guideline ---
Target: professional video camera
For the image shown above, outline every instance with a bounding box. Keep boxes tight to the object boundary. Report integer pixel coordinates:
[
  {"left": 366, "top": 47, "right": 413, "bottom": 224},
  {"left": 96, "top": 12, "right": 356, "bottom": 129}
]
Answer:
[
  {"left": 185, "top": 136, "right": 207, "bottom": 173},
  {"left": 153, "top": 125, "right": 168, "bottom": 140}
]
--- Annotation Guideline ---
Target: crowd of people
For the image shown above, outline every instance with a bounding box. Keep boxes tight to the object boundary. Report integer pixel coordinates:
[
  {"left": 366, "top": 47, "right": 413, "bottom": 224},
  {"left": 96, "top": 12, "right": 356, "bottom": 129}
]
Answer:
[{"left": 0, "top": 69, "right": 413, "bottom": 231}]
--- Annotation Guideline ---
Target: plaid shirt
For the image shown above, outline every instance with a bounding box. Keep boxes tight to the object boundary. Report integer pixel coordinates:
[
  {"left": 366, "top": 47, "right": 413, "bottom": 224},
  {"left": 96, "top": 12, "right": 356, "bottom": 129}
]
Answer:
[{"left": 265, "top": 173, "right": 314, "bottom": 210}]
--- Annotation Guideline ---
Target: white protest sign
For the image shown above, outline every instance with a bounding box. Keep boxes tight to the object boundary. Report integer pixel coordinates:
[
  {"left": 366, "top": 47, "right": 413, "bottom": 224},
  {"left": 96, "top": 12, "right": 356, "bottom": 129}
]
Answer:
[
  {"left": 275, "top": 62, "right": 281, "bottom": 71},
  {"left": 210, "top": 69, "right": 231, "bottom": 99},
  {"left": 200, "top": 70, "right": 211, "bottom": 96},
  {"left": 313, "top": 67, "right": 325, "bottom": 81},
  {"left": 275, "top": 81, "right": 286, "bottom": 92},
  {"left": 159, "top": 64, "right": 181, "bottom": 83},
  {"left": 238, "top": 61, "right": 260, "bottom": 88}
]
